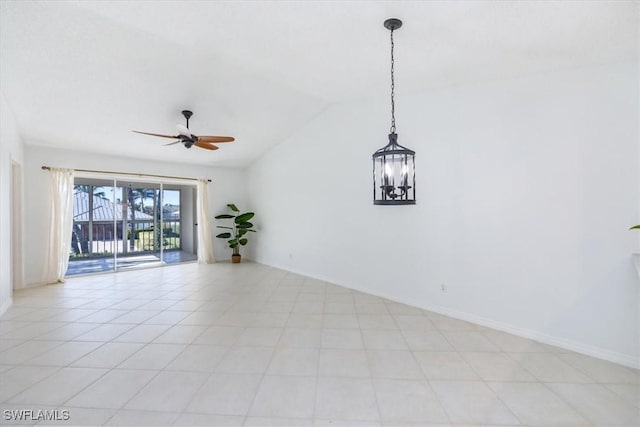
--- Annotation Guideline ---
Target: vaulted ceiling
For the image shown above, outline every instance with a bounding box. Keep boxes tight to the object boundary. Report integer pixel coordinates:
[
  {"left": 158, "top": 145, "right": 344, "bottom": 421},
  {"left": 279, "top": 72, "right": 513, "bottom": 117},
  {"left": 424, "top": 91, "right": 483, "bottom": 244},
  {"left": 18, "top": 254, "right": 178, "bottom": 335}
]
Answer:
[{"left": 1, "top": 1, "right": 637, "bottom": 167}]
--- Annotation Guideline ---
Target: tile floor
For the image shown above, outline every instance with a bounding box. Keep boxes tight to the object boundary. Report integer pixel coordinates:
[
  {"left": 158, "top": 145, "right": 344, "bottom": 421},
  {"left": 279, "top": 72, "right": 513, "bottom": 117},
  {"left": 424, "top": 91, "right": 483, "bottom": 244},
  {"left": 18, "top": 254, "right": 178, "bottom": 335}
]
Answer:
[{"left": 1, "top": 262, "right": 638, "bottom": 426}]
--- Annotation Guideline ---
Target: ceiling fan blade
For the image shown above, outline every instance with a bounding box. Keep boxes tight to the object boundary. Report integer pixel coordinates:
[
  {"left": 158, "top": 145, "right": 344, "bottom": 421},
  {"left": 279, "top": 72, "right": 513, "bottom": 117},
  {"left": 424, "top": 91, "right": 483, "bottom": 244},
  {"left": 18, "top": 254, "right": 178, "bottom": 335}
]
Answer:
[
  {"left": 194, "top": 141, "right": 219, "bottom": 151},
  {"left": 196, "top": 136, "right": 235, "bottom": 143},
  {"left": 176, "top": 124, "right": 192, "bottom": 138},
  {"left": 164, "top": 140, "right": 182, "bottom": 146},
  {"left": 133, "top": 130, "right": 179, "bottom": 139}
]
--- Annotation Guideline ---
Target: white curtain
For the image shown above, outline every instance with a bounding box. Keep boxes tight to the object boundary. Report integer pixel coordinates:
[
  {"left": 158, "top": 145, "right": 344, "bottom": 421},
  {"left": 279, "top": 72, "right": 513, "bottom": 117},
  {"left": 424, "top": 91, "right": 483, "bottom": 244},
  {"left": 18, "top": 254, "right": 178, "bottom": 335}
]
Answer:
[
  {"left": 43, "top": 168, "right": 74, "bottom": 284},
  {"left": 196, "top": 179, "right": 216, "bottom": 264}
]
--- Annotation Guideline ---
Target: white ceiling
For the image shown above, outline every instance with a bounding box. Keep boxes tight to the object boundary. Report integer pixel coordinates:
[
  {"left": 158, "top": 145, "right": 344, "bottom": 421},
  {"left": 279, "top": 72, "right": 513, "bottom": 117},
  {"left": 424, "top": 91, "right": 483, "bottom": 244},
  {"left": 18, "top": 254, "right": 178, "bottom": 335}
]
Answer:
[{"left": 1, "top": 1, "right": 637, "bottom": 168}]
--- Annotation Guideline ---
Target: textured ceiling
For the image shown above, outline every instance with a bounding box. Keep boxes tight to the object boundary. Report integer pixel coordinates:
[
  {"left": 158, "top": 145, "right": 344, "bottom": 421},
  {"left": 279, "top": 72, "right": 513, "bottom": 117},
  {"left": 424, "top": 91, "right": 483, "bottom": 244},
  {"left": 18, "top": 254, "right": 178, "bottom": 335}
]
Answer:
[{"left": 1, "top": 1, "right": 637, "bottom": 167}]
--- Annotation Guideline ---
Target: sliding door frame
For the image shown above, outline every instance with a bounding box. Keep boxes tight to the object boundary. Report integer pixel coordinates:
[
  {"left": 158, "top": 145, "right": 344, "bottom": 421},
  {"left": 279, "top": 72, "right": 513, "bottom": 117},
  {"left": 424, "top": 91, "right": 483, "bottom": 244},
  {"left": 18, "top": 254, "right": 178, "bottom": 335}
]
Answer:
[{"left": 68, "top": 172, "right": 198, "bottom": 276}]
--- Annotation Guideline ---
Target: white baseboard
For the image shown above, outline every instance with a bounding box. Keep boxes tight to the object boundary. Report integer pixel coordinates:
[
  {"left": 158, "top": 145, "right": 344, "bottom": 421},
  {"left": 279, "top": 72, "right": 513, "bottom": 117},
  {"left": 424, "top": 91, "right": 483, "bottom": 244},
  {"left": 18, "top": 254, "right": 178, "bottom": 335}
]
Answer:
[
  {"left": 0, "top": 296, "right": 12, "bottom": 316},
  {"left": 24, "top": 281, "right": 47, "bottom": 288},
  {"left": 257, "top": 258, "right": 640, "bottom": 370}
]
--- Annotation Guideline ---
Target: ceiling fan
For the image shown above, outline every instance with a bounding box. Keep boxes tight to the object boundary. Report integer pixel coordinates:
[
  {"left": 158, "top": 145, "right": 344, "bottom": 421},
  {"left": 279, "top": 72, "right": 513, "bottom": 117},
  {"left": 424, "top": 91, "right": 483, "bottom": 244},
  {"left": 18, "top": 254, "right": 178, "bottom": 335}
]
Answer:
[{"left": 133, "top": 110, "right": 234, "bottom": 151}]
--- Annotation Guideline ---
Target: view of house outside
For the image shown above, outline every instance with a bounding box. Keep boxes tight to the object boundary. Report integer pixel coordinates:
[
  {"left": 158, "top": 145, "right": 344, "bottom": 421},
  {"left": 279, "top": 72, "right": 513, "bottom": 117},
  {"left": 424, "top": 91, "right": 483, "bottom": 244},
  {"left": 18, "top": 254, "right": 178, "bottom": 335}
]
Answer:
[{"left": 70, "top": 184, "right": 182, "bottom": 259}]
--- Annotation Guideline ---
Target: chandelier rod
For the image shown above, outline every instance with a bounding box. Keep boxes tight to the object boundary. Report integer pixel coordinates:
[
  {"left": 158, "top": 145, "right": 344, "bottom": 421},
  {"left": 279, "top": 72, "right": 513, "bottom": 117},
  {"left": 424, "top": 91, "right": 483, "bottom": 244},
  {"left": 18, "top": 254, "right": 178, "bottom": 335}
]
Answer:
[{"left": 390, "top": 27, "right": 396, "bottom": 134}]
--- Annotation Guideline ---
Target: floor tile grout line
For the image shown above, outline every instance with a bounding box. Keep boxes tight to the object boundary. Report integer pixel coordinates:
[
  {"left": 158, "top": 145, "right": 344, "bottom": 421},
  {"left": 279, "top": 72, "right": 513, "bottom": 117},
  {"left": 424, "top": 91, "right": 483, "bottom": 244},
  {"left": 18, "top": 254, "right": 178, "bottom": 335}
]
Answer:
[
  {"left": 456, "top": 354, "right": 524, "bottom": 425},
  {"left": 556, "top": 351, "right": 638, "bottom": 383},
  {"left": 389, "top": 303, "right": 452, "bottom": 426},
  {"left": 0, "top": 364, "right": 67, "bottom": 404},
  {"left": 438, "top": 323, "right": 525, "bottom": 425},
  {"left": 173, "top": 276, "right": 286, "bottom": 425},
  {"left": 6, "top": 365, "right": 113, "bottom": 409},
  {"left": 99, "top": 272, "right": 242, "bottom": 424},
  {"left": 600, "top": 382, "right": 640, "bottom": 410},
  {"left": 211, "top": 274, "right": 304, "bottom": 424},
  {"left": 310, "top": 277, "right": 325, "bottom": 423},
  {"left": 502, "top": 350, "right": 601, "bottom": 386},
  {"left": 2, "top": 339, "right": 71, "bottom": 369},
  {"left": 538, "top": 380, "right": 598, "bottom": 425},
  {"left": 4, "top": 274, "right": 234, "bottom": 415},
  {"left": 177, "top": 305, "right": 254, "bottom": 417},
  {"left": 55, "top": 365, "right": 132, "bottom": 415}
]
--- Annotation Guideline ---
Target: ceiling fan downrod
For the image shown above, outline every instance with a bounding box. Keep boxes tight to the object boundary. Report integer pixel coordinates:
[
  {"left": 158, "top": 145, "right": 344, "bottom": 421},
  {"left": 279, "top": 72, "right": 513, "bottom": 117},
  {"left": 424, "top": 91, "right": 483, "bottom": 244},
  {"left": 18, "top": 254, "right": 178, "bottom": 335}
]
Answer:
[{"left": 182, "top": 110, "right": 193, "bottom": 129}]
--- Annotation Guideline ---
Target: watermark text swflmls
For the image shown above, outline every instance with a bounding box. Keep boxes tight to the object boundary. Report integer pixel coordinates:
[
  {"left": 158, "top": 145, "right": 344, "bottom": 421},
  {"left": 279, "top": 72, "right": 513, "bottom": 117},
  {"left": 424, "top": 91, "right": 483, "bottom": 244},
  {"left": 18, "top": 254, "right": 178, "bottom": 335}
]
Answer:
[{"left": 3, "top": 409, "right": 70, "bottom": 421}]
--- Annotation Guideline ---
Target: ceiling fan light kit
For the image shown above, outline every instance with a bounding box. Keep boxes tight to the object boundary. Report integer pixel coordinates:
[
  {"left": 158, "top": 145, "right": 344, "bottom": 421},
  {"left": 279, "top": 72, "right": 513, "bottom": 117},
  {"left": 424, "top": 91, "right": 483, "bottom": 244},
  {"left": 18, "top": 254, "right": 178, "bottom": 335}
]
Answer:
[
  {"left": 133, "top": 110, "right": 235, "bottom": 151},
  {"left": 372, "top": 18, "right": 416, "bottom": 206}
]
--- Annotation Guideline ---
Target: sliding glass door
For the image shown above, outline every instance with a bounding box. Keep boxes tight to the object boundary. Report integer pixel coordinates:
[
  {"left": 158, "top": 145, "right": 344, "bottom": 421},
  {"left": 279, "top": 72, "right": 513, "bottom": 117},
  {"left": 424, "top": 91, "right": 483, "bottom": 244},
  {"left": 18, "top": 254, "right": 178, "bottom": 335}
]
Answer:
[
  {"left": 160, "top": 187, "right": 185, "bottom": 264},
  {"left": 114, "top": 181, "right": 162, "bottom": 270},
  {"left": 67, "top": 177, "right": 197, "bottom": 276},
  {"left": 69, "top": 178, "right": 118, "bottom": 274}
]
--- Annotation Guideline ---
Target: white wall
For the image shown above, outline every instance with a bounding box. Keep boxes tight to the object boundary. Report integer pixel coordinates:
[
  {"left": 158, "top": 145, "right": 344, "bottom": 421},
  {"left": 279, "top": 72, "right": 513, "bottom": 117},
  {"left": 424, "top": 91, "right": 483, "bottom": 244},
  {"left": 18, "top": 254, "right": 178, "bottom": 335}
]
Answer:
[
  {"left": 0, "top": 93, "right": 25, "bottom": 313},
  {"left": 247, "top": 62, "right": 640, "bottom": 367},
  {"left": 23, "top": 145, "right": 247, "bottom": 285}
]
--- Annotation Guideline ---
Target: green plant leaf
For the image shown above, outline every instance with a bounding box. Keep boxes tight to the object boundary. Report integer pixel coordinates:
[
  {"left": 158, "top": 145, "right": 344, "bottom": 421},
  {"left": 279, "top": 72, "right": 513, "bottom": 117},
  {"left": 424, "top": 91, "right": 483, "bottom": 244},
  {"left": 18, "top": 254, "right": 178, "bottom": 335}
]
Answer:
[
  {"left": 216, "top": 232, "right": 231, "bottom": 238},
  {"left": 216, "top": 226, "right": 233, "bottom": 230},
  {"left": 230, "top": 243, "right": 238, "bottom": 248},
  {"left": 237, "top": 222, "right": 253, "bottom": 229},
  {"left": 238, "top": 228, "right": 248, "bottom": 236},
  {"left": 228, "top": 239, "right": 238, "bottom": 245},
  {"left": 235, "top": 212, "right": 255, "bottom": 224},
  {"left": 239, "top": 238, "right": 248, "bottom": 245},
  {"left": 215, "top": 214, "right": 235, "bottom": 219},
  {"left": 227, "top": 204, "right": 239, "bottom": 212},
  {"left": 630, "top": 225, "right": 640, "bottom": 230}
]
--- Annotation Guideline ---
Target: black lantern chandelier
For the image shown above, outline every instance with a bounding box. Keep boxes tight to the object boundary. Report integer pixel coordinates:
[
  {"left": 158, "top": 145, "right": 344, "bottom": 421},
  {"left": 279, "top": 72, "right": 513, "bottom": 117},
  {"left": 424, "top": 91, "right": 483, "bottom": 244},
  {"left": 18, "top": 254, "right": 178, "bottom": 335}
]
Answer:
[{"left": 373, "top": 18, "right": 416, "bottom": 205}]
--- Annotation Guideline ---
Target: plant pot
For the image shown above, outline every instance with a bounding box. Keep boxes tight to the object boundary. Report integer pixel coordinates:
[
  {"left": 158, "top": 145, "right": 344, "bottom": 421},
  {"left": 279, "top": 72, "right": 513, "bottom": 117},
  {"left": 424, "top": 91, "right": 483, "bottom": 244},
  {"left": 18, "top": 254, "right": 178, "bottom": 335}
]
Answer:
[{"left": 231, "top": 254, "right": 241, "bottom": 264}]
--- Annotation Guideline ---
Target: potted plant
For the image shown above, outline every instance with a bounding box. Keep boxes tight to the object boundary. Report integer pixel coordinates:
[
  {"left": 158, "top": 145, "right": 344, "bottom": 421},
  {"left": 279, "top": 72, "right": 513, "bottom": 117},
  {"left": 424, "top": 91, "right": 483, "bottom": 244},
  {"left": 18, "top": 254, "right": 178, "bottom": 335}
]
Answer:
[{"left": 215, "top": 204, "right": 256, "bottom": 263}]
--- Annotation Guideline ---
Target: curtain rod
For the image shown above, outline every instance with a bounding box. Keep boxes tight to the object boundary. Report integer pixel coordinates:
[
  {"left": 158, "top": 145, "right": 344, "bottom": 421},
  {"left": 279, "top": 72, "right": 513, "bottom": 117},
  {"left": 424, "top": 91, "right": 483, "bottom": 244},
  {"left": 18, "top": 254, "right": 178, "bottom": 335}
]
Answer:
[{"left": 41, "top": 166, "right": 211, "bottom": 183}]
